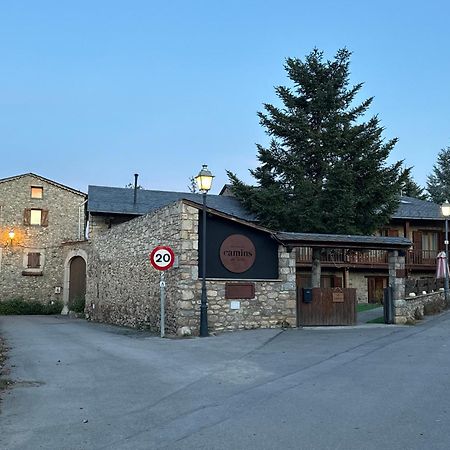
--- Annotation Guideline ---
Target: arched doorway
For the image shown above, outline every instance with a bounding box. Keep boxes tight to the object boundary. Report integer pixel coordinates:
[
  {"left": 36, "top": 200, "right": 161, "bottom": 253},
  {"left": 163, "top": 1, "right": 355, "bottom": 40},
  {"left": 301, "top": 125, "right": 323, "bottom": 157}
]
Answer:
[
  {"left": 62, "top": 249, "right": 88, "bottom": 315},
  {"left": 69, "top": 256, "right": 86, "bottom": 311}
]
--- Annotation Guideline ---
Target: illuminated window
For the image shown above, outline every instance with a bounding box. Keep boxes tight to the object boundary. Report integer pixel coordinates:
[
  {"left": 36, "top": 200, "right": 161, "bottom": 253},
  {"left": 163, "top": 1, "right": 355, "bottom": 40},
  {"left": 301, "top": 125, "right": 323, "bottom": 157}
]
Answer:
[
  {"left": 30, "top": 209, "right": 42, "bottom": 225},
  {"left": 31, "top": 187, "right": 43, "bottom": 199}
]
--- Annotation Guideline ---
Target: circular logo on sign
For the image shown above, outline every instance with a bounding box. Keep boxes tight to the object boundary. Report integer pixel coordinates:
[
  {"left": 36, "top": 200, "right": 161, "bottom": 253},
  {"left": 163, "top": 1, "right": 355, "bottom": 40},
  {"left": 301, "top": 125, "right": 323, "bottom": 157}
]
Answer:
[{"left": 220, "top": 234, "right": 256, "bottom": 273}]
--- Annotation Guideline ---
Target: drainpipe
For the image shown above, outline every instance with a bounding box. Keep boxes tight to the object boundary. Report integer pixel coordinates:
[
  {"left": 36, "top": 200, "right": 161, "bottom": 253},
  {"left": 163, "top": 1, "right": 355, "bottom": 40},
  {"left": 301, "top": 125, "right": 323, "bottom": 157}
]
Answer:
[{"left": 78, "top": 199, "right": 88, "bottom": 240}]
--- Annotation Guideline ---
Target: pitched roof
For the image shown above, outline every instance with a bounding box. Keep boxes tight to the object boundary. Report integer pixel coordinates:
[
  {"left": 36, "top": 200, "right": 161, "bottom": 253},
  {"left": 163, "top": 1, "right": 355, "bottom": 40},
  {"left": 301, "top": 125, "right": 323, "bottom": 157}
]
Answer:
[
  {"left": 393, "top": 196, "right": 443, "bottom": 220},
  {"left": 87, "top": 185, "right": 257, "bottom": 222},
  {"left": 0, "top": 173, "right": 86, "bottom": 197}
]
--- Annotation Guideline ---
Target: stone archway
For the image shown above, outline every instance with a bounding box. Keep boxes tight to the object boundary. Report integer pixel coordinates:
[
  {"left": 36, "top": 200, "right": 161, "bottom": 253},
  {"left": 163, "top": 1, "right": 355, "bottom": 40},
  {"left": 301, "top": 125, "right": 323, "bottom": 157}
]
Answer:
[{"left": 62, "top": 249, "right": 88, "bottom": 315}]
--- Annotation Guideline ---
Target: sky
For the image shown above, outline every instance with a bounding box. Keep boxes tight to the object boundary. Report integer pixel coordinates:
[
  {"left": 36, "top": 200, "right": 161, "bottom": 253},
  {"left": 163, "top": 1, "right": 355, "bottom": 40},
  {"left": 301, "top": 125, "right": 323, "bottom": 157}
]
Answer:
[{"left": 1, "top": 1, "right": 449, "bottom": 195}]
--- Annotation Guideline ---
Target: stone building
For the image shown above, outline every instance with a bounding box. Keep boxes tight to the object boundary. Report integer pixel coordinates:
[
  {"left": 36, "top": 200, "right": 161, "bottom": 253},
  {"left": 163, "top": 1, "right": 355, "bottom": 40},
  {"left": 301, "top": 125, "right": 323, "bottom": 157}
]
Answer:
[
  {"left": 86, "top": 185, "right": 410, "bottom": 334},
  {"left": 0, "top": 173, "right": 87, "bottom": 307},
  {"left": 86, "top": 195, "right": 297, "bottom": 334}
]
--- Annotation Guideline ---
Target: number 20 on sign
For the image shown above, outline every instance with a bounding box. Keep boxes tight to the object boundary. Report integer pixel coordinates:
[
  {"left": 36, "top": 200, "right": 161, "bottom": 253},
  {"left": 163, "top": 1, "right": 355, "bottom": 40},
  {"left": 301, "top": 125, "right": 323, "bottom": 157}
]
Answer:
[{"left": 149, "top": 246, "right": 175, "bottom": 271}]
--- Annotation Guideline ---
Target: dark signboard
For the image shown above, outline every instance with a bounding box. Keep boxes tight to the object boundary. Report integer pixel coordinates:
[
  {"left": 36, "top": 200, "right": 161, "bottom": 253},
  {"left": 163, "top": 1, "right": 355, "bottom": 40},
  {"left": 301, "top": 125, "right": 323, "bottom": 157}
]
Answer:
[{"left": 198, "top": 213, "right": 278, "bottom": 280}]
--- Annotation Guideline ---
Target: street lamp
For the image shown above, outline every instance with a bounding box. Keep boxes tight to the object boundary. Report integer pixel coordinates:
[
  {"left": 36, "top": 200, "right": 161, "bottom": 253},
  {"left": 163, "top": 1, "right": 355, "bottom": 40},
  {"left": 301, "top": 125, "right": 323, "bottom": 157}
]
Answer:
[
  {"left": 441, "top": 200, "right": 450, "bottom": 303},
  {"left": 195, "top": 164, "right": 214, "bottom": 337}
]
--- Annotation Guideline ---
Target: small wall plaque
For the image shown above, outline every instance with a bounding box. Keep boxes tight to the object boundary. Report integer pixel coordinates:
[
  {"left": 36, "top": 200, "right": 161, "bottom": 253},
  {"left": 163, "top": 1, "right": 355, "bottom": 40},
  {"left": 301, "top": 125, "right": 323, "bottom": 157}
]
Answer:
[
  {"left": 332, "top": 292, "right": 344, "bottom": 303},
  {"left": 230, "top": 301, "right": 241, "bottom": 310},
  {"left": 225, "top": 282, "right": 255, "bottom": 299}
]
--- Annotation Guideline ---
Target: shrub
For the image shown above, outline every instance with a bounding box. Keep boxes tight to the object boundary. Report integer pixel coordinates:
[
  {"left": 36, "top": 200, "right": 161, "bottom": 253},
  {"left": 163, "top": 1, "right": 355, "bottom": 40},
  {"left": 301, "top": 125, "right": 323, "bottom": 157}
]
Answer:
[
  {"left": 0, "top": 299, "right": 63, "bottom": 315},
  {"left": 69, "top": 296, "right": 85, "bottom": 313}
]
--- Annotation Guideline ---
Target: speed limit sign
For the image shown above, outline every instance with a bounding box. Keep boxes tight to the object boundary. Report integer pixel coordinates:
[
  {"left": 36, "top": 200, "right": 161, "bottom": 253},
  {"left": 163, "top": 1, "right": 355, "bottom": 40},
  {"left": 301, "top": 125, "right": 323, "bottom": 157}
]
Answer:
[{"left": 150, "top": 246, "right": 175, "bottom": 271}]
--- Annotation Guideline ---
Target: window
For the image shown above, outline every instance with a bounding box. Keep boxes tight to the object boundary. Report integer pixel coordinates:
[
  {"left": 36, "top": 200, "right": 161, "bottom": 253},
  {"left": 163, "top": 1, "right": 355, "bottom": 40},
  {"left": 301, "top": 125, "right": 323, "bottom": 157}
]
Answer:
[
  {"left": 422, "top": 232, "right": 438, "bottom": 252},
  {"left": 23, "top": 208, "right": 49, "bottom": 227},
  {"left": 22, "top": 249, "right": 45, "bottom": 276},
  {"left": 30, "top": 209, "right": 42, "bottom": 225},
  {"left": 31, "top": 186, "right": 43, "bottom": 199},
  {"left": 27, "top": 252, "right": 41, "bottom": 268}
]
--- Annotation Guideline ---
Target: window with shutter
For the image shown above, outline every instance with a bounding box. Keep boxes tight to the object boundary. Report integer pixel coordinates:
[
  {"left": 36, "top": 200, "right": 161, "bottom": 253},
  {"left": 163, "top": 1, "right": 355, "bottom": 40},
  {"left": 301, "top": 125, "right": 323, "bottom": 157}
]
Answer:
[{"left": 27, "top": 252, "right": 41, "bottom": 269}]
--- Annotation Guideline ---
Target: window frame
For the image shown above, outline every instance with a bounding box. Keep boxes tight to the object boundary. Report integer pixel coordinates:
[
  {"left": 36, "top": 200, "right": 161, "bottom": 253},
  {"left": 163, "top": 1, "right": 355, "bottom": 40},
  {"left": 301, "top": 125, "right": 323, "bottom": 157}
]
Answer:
[
  {"left": 30, "top": 186, "right": 44, "bottom": 199},
  {"left": 22, "top": 248, "right": 45, "bottom": 276},
  {"left": 30, "top": 209, "right": 42, "bottom": 226}
]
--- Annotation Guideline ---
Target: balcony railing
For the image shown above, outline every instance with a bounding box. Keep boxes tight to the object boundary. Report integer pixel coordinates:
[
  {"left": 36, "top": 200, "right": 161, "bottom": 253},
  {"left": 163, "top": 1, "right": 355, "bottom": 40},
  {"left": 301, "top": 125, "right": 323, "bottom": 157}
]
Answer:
[{"left": 296, "top": 248, "right": 439, "bottom": 268}]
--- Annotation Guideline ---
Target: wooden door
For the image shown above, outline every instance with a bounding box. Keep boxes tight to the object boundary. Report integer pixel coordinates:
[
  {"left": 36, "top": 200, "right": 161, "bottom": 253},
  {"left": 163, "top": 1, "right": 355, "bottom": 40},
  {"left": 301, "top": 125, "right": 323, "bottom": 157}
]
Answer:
[
  {"left": 367, "top": 277, "right": 387, "bottom": 303},
  {"left": 69, "top": 256, "right": 86, "bottom": 303}
]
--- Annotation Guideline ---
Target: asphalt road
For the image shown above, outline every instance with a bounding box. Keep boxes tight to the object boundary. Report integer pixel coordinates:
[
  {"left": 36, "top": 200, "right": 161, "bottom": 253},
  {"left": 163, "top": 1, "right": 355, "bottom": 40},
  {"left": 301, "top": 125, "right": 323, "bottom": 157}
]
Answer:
[{"left": 1, "top": 313, "right": 450, "bottom": 450}]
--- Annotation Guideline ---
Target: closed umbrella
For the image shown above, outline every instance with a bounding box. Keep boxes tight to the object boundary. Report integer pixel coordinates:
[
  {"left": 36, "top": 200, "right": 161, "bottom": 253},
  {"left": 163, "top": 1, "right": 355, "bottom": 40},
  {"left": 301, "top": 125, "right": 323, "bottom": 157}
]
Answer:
[{"left": 436, "top": 251, "right": 448, "bottom": 279}]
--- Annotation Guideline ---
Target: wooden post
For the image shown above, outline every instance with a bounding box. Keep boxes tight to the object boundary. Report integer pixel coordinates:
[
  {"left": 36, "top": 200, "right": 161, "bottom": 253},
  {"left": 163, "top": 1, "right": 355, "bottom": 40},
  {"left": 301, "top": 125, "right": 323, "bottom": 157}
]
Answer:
[{"left": 311, "top": 247, "right": 322, "bottom": 287}]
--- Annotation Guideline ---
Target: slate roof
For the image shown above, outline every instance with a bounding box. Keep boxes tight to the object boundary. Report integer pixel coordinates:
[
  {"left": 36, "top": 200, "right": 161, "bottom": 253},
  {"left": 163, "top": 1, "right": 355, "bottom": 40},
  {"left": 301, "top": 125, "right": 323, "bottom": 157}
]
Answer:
[
  {"left": 275, "top": 231, "right": 411, "bottom": 249},
  {"left": 87, "top": 185, "right": 257, "bottom": 222},
  {"left": 393, "top": 196, "right": 444, "bottom": 220}
]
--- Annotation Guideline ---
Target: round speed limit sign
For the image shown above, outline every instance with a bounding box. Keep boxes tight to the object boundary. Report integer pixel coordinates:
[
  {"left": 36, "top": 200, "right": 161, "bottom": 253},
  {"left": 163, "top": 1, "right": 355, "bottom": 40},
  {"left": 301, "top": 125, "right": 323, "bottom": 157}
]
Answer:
[{"left": 150, "top": 246, "right": 175, "bottom": 271}]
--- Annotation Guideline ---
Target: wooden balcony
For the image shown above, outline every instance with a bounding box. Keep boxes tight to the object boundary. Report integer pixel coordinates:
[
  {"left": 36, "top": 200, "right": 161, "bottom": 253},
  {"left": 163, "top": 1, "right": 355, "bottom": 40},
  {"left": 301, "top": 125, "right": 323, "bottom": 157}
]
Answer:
[{"left": 296, "top": 248, "right": 439, "bottom": 270}]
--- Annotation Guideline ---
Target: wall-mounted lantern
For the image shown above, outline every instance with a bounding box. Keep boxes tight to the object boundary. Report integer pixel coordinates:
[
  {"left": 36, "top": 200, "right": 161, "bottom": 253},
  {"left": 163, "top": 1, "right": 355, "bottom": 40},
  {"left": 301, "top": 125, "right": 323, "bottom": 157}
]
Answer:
[{"left": 8, "top": 229, "right": 15, "bottom": 245}]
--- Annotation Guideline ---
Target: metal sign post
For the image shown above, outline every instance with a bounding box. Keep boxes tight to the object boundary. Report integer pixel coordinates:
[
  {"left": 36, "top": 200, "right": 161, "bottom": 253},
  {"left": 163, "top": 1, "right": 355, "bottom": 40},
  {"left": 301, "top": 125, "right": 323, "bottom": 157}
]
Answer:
[
  {"left": 160, "top": 271, "right": 166, "bottom": 338},
  {"left": 149, "top": 246, "right": 175, "bottom": 339}
]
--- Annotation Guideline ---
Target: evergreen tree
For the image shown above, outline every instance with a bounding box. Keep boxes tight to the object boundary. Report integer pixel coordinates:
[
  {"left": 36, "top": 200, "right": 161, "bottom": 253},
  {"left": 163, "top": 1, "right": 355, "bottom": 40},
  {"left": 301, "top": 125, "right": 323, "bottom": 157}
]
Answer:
[
  {"left": 427, "top": 147, "right": 450, "bottom": 204},
  {"left": 402, "top": 172, "right": 427, "bottom": 200},
  {"left": 227, "top": 48, "right": 408, "bottom": 234}
]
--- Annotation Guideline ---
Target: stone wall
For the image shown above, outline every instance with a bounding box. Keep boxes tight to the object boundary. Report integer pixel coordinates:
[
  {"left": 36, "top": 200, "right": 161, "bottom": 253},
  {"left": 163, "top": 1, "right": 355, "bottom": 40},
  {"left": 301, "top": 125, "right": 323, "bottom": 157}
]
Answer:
[
  {"left": 0, "top": 174, "right": 86, "bottom": 303},
  {"left": 86, "top": 201, "right": 186, "bottom": 332},
  {"left": 394, "top": 291, "right": 446, "bottom": 324},
  {"left": 87, "top": 200, "right": 297, "bottom": 335}
]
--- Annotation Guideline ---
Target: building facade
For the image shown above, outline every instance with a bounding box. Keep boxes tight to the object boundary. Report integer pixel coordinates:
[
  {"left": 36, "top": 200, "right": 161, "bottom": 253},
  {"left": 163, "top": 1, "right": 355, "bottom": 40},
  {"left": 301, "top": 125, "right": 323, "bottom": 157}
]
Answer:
[
  {"left": 0, "top": 173, "right": 87, "bottom": 305},
  {"left": 86, "top": 200, "right": 297, "bottom": 334},
  {"left": 296, "top": 196, "right": 446, "bottom": 302}
]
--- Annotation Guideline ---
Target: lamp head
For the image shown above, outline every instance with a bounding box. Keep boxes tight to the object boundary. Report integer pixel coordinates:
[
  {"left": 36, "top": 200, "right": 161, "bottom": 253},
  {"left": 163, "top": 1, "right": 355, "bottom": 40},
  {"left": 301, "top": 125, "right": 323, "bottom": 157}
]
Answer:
[
  {"left": 442, "top": 200, "right": 450, "bottom": 217},
  {"left": 195, "top": 164, "right": 214, "bottom": 193}
]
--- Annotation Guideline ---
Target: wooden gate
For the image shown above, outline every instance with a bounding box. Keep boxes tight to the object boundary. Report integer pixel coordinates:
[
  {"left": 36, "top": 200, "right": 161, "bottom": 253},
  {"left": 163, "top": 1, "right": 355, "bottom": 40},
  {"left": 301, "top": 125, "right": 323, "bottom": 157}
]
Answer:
[{"left": 297, "top": 287, "right": 356, "bottom": 326}]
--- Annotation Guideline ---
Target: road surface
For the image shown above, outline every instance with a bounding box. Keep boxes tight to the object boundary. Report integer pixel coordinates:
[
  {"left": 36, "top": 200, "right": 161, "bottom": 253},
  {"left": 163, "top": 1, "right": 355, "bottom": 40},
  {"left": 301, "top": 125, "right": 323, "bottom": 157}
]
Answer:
[{"left": 1, "top": 314, "right": 450, "bottom": 449}]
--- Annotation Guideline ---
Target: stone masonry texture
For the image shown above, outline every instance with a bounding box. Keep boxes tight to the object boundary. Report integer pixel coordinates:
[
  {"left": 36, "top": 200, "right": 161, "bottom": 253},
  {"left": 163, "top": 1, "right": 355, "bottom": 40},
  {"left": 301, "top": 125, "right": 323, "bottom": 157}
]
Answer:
[
  {"left": 86, "top": 201, "right": 297, "bottom": 335},
  {"left": 0, "top": 174, "right": 86, "bottom": 303}
]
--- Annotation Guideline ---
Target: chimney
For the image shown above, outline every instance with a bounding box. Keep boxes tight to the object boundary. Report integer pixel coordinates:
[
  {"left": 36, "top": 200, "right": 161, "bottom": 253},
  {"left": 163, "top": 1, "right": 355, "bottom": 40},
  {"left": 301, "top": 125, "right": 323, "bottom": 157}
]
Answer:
[{"left": 134, "top": 173, "right": 139, "bottom": 205}]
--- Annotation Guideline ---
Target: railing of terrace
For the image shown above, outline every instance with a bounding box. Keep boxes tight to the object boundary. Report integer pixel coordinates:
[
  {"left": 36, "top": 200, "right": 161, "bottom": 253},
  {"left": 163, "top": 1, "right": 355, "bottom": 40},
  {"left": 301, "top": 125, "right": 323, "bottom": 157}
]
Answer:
[{"left": 296, "top": 248, "right": 440, "bottom": 267}]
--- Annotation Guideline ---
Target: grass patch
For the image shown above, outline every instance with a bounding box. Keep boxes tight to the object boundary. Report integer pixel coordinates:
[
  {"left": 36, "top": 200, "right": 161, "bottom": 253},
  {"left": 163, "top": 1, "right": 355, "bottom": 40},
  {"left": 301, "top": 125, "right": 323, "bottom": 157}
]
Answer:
[
  {"left": 0, "top": 299, "right": 63, "bottom": 315},
  {"left": 357, "top": 303, "right": 382, "bottom": 313},
  {"left": 367, "top": 316, "right": 385, "bottom": 324}
]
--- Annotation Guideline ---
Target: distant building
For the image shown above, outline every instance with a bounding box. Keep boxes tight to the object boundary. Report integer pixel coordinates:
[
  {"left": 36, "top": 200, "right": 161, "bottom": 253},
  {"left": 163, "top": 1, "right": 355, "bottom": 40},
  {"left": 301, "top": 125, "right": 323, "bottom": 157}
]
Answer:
[
  {"left": 0, "top": 173, "right": 87, "bottom": 307},
  {"left": 295, "top": 196, "right": 446, "bottom": 302}
]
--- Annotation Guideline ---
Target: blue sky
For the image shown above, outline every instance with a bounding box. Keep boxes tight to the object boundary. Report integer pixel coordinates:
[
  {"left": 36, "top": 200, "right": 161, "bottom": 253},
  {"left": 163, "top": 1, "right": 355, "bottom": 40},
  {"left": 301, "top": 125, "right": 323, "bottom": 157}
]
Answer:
[{"left": 1, "top": 1, "right": 449, "bottom": 194}]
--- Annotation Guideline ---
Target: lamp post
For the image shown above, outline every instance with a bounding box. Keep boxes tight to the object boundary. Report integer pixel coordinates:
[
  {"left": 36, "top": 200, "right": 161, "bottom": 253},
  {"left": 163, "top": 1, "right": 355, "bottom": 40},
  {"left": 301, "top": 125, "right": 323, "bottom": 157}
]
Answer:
[
  {"left": 441, "top": 200, "right": 450, "bottom": 304},
  {"left": 195, "top": 165, "right": 214, "bottom": 337}
]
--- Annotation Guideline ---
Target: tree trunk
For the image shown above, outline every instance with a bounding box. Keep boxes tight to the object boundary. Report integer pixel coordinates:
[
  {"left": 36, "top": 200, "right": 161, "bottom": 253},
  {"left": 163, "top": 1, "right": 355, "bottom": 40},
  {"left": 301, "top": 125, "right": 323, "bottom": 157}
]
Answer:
[{"left": 311, "top": 248, "right": 322, "bottom": 287}]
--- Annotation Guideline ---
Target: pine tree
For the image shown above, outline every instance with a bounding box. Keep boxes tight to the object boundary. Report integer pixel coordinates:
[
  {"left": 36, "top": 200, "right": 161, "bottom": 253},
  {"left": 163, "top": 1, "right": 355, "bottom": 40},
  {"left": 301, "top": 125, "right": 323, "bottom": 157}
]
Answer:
[
  {"left": 427, "top": 147, "right": 450, "bottom": 204},
  {"left": 402, "top": 172, "right": 427, "bottom": 200},
  {"left": 227, "top": 48, "right": 408, "bottom": 235}
]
